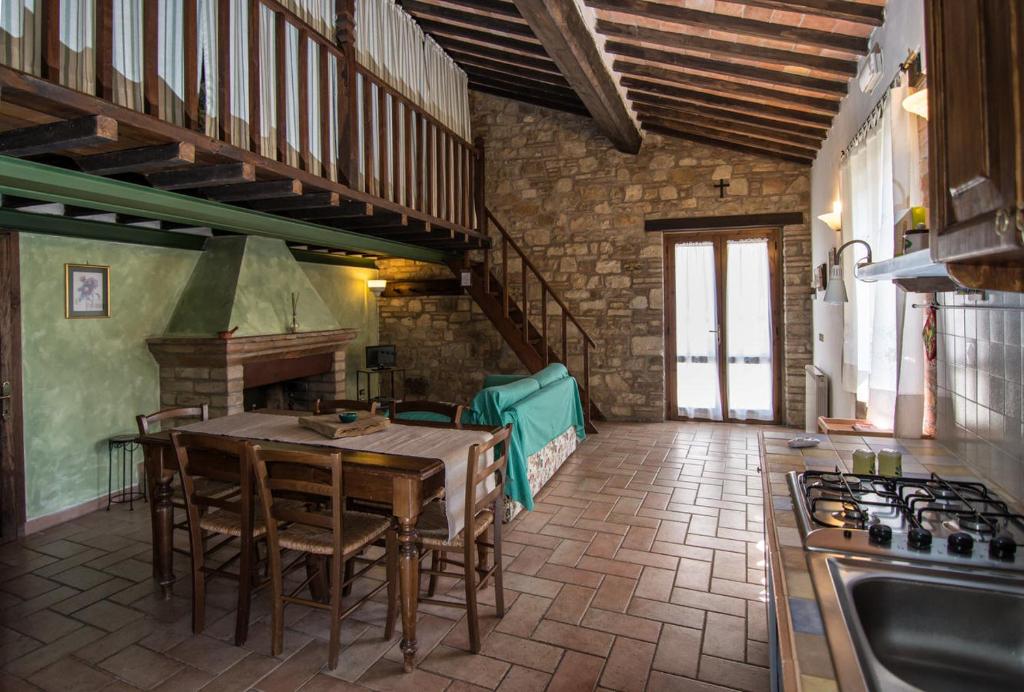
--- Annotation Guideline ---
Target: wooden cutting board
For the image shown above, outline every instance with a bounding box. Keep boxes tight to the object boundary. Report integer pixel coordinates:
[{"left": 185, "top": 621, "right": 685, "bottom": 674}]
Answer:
[{"left": 298, "top": 412, "right": 390, "bottom": 439}]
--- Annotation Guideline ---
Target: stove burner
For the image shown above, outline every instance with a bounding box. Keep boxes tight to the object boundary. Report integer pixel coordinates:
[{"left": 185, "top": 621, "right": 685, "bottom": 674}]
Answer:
[
  {"left": 831, "top": 502, "right": 867, "bottom": 527},
  {"left": 927, "top": 484, "right": 958, "bottom": 502},
  {"left": 819, "top": 473, "right": 862, "bottom": 492},
  {"left": 956, "top": 515, "right": 995, "bottom": 534}
]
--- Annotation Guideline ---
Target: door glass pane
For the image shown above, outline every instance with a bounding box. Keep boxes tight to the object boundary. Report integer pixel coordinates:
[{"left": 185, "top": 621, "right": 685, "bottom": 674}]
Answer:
[
  {"left": 674, "top": 242, "right": 723, "bottom": 420},
  {"left": 726, "top": 239, "right": 773, "bottom": 421}
]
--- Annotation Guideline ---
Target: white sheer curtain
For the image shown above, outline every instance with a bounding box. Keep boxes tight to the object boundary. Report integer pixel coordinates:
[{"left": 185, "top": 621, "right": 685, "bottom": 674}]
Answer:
[
  {"left": 675, "top": 242, "right": 723, "bottom": 421},
  {"left": 726, "top": 239, "right": 774, "bottom": 421},
  {"left": 841, "top": 98, "right": 898, "bottom": 428},
  {"left": 1, "top": 0, "right": 41, "bottom": 74}
]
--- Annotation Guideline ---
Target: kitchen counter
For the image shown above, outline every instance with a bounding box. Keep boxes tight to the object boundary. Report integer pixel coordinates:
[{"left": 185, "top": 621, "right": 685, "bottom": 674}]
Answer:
[{"left": 757, "top": 431, "right": 985, "bottom": 692}]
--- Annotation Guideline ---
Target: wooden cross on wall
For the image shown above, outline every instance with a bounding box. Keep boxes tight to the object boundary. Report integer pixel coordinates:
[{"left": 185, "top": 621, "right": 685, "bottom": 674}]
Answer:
[{"left": 714, "top": 178, "right": 730, "bottom": 198}]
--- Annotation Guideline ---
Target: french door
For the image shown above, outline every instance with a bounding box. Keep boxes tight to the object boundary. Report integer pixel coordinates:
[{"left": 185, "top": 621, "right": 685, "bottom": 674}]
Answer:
[{"left": 664, "top": 229, "right": 781, "bottom": 423}]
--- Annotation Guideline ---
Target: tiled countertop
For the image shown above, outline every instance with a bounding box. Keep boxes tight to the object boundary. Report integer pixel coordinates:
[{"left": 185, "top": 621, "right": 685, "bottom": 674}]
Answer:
[{"left": 757, "top": 431, "right": 981, "bottom": 692}]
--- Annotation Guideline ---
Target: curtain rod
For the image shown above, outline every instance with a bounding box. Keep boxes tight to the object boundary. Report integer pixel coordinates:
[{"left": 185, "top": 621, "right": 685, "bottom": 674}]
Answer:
[{"left": 841, "top": 51, "right": 920, "bottom": 160}]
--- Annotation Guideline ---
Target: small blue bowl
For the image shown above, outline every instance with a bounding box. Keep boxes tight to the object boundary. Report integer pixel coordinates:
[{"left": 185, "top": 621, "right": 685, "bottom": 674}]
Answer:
[{"left": 337, "top": 411, "right": 359, "bottom": 423}]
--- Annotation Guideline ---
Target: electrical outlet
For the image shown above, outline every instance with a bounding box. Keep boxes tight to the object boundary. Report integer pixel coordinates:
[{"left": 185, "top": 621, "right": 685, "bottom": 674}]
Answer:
[{"left": 818, "top": 333, "right": 825, "bottom": 342}]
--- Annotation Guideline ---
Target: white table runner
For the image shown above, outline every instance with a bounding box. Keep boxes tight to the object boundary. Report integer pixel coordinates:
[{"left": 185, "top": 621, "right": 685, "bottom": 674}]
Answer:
[{"left": 178, "top": 412, "right": 494, "bottom": 540}]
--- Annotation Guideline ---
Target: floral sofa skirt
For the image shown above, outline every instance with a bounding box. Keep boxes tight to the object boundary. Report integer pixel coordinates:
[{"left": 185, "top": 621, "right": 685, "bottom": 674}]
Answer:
[{"left": 503, "top": 425, "right": 578, "bottom": 522}]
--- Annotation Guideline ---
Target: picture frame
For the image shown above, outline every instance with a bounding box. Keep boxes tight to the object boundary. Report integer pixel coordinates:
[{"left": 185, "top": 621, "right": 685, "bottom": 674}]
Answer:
[{"left": 65, "top": 263, "right": 110, "bottom": 319}]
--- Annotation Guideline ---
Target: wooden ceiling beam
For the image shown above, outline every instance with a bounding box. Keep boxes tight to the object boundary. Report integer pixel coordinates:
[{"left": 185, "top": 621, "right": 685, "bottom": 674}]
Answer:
[
  {"left": 603, "top": 32, "right": 848, "bottom": 95},
  {"left": 631, "top": 98, "right": 828, "bottom": 139},
  {"left": 462, "top": 65, "right": 578, "bottom": 96},
  {"left": 597, "top": 19, "right": 856, "bottom": 76},
  {"left": 512, "top": 0, "right": 642, "bottom": 153},
  {"left": 247, "top": 191, "right": 340, "bottom": 212},
  {"left": 414, "top": 18, "right": 547, "bottom": 56},
  {"left": 427, "top": 0, "right": 520, "bottom": 18},
  {"left": 431, "top": 36, "right": 561, "bottom": 72},
  {"left": 643, "top": 117, "right": 818, "bottom": 158},
  {"left": 644, "top": 123, "right": 813, "bottom": 165},
  {"left": 147, "top": 163, "right": 255, "bottom": 190},
  {"left": 633, "top": 109, "right": 823, "bottom": 149},
  {"left": 449, "top": 52, "right": 570, "bottom": 86},
  {"left": 723, "top": 0, "right": 884, "bottom": 26},
  {"left": 587, "top": 0, "right": 868, "bottom": 54},
  {"left": 614, "top": 60, "right": 839, "bottom": 114},
  {"left": 204, "top": 178, "right": 302, "bottom": 202},
  {"left": 623, "top": 79, "right": 832, "bottom": 127},
  {"left": 468, "top": 81, "right": 590, "bottom": 116},
  {"left": 0, "top": 115, "right": 118, "bottom": 157},
  {"left": 76, "top": 142, "right": 195, "bottom": 175},
  {"left": 289, "top": 201, "right": 374, "bottom": 220},
  {"left": 399, "top": 0, "right": 532, "bottom": 36}
]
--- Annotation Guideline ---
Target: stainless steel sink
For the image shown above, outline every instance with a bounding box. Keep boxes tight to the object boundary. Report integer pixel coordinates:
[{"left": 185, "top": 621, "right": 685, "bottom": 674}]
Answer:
[{"left": 810, "top": 555, "right": 1024, "bottom": 691}]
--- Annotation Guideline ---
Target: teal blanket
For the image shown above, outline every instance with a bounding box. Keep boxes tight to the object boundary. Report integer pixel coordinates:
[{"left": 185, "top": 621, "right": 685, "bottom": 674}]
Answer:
[{"left": 468, "top": 366, "right": 585, "bottom": 510}]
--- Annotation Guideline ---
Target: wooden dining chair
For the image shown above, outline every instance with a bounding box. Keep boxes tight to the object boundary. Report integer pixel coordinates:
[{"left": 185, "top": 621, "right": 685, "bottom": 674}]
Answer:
[
  {"left": 250, "top": 445, "right": 398, "bottom": 670},
  {"left": 137, "top": 404, "right": 209, "bottom": 435},
  {"left": 313, "top": 398, "right": 378, "bottom": 415},
  {"left": 390, "top": 424, "right": 511, "bottom": 653},
  {"left": 169, "top": 431, "right": 267, "bottom": 646},
  {"left": 390, "top": 400, "right": 465, "bottom": 427}
]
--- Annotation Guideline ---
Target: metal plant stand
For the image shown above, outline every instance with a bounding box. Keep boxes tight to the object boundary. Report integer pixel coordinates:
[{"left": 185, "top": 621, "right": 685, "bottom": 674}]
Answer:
[{"left": 107, "top": 434, "right": 144, "bottom": 510}]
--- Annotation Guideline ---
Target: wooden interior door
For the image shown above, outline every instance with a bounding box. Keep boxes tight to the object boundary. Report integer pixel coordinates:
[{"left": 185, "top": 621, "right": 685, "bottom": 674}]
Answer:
[
  {"left": 664, "top": 229, "right": 782, "bottom": 424},
  {"left": 0, "top": 231, "right": 25, "bottom": 542}
]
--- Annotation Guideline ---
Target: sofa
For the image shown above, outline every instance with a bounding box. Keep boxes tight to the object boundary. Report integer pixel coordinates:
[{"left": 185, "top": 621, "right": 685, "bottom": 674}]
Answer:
[{"left": 466, "top": 363, "right": 587, "bottom": 520}]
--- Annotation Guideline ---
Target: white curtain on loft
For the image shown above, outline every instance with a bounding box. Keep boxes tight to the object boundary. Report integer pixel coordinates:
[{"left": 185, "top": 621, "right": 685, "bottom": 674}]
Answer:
[
  {"left": 675, "top": 242, "right": 723, "bottom": 421},
  {"left": 840, "top": 97, "right": 898, "bottom": 429},
  {"left": 0, "top": 0, "right": 41, "bottom": 75},
  {"left": 726, "top": 239, "right": 774, "bottom": 421}
]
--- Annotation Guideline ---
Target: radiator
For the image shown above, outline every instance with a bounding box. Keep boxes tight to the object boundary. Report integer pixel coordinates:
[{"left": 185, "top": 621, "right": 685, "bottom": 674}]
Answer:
[{"left": 804, "top": 364, "right": 829, "bottom": 432}]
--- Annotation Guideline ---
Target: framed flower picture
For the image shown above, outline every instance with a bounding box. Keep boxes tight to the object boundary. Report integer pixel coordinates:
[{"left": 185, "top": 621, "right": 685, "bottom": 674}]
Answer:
[{"left": 65, "top": 264, "right": 110, "bottom": 318}]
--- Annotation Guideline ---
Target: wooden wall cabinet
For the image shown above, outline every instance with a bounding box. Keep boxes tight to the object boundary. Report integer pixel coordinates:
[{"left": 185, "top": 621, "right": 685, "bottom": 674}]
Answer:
[{"left": 925, "top": 0, "right": 1024, "bottom": 291}]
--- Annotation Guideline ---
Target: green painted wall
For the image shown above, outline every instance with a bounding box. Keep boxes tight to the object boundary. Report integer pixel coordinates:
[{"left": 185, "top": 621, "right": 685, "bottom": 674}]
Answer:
[
  {"left": 19, "top": 234, "right": 379, "bottom": 521},
  {"left": 302, "top": 262, "right": 380, "bottom": 399}
]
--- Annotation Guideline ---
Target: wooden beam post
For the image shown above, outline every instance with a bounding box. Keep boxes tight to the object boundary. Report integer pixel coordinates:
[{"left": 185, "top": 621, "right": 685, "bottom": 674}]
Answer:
[{"left": 512, "top": 0, "right": 641, "bottom": 154}]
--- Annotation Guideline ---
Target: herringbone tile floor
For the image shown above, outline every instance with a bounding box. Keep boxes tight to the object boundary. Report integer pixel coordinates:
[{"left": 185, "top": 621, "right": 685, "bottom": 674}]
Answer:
[{"left": 0, "top": 421, "right": 777, "bottom": 691}]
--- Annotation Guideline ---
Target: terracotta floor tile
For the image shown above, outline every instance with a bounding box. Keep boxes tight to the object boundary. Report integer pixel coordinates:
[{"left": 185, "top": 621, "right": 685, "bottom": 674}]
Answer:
[
  {"left": 500, "top": 573, "right": 562, "bottom": 599},
  {"left": 698, "top": 655, "right": 770, "bottom": 692},
  {"left": 653, "top": 623, "right": 701, "bottom": 678},
  {"left": 27, "top": 656, "right": 115, "bottom": 692},
  {"left": 493, "top": 593, "right": 551, "bottom": 638},
  {"left": 254, "top": 639, "right": 329, "bottom": 691},
  {"left": 535, "top": 564, "right": 603, "bottom": 589},
  {"left": 199, "top": 652, "right": 280, "bottom": 692},
  {"left": 627, "top": 597, "right": 704, "bottom": 630},
  {"left": 8, "top": 608, "right": 83, "bottom": 644},
  {"left": 532, "top": 620, "right": 613, "bottom": 657},
  {"left": 590, "top": 576, "right": 636, "bottom": 613},
  {"left": 151, "top": 664, "right": 214, "bottom": 692},
  {"left": 480, "top": 631, "right": 564, "bottom": 673},
  {"left": 547, "top": 539, "right": 589, "bottom": 567},
  {"left": 420, "top": 645, "right": 510, "bottom": 688},
  {"left": 585, "top": 533, "right": 623, "bottom": 559},
  {"left": 73, "top": 600, "right": 145, "bottom": 632},
  {"left": 545, "top": 585, "right": 595, "bottom": 626},
  {"left": 0, "top": 574, "right": 61, "bottom": 600},
  {"left": 167, "top": 633, "right": 251, "bottom": 674},
  {"left": 575, "top": 556, "right": 642, "bottom": 580},
  {"left": 357, "top": 657, "right": 452, "bottom": 692},
  {"left": 599, "top": 637, "right": 656, "bottom": 692},
  {"left": 702, "top": 612, "right": 747, "bottom": 661},
  {"left": 496, "top": 664, "right": 550, "bottom": 691},
  {"left": 579, "top": 609, "right": 661, "bottom": 644},
  {"left": 507, "top": 546, "right": 553, "bottom": 577},
  {"left": 50, "top": 566, "right": 115, "bottom": 591},
  {"left": 99, "top": 644, "right": 184, "bottom": 689},
  {"left": 546, "top": 650, "right": 604, "bottom": 692}
]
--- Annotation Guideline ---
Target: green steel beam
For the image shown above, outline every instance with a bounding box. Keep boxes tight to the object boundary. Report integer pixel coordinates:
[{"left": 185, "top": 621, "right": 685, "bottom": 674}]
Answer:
[
  {"left": 0, "top": 209, "right": 379, "bottom": 269},
  {"left": 0, "top": 155, "right": 452, "bottom": 263}
]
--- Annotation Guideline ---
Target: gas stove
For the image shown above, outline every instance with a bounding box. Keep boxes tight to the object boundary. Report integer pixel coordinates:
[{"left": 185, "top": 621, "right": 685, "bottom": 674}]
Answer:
[{"left": 787, "top": 469, "right": 1024, "bottom": 571}]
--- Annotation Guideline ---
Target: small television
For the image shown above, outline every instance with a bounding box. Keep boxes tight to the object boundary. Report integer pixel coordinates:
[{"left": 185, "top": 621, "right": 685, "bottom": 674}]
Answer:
[{"left": 366, "top": 344, "right": 397, "bottom": 370}]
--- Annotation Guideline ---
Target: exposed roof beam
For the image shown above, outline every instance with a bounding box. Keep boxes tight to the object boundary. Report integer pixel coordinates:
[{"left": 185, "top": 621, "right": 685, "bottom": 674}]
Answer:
[
  {"left": 463, "top": 65, "right": 580, "bottom": 98},
  {"left": 77, "top": 142, "right": 195, "bottom": 175},
  {"left": 723, "top": 0, "right": 884, "bottom": 26},
  {"left": 147, "top": 162, "right": 255, "bottom": 190},
  {"left": 452, "top": 53, "right": 571, "bottom": 87},
  {"left": 623, "top": 78, "right": 833, "bottom": 127},
  {"left": 247, "top": 192, "right": 340, "bottom": 212},
  {"left": 602, "top": 29, "right": 849, "bottom": 95},
  {"left": 644, "top": 123, "right": 814, "bottom": 165},
  {"left": 597, "top": 18, "right": 856, "bottom": 77},
  {"left": 415, "top": 17, "right": 547, "bottom": 55},
  {"left": 399, "top": 0, "right": 532, "bottom": 36},
  {"left": 512, "top": 0, "right": 641, "bottom": 153},
  {"left": 204, "top": 178, "right": 302, "bottom": 202},
  {"left": 0, "top": 115, "right": 118, "bottom": 157},
  {"left": 469, "top": 81, "right": 589, "bottom": 116},
  {"left": 631, "top": 99, "right": 828, "bottom": 139},
  {"left": 433, "top": 36, "right": 561, "bottom": 72},
  {"left": 429, "top": 0, "right": 520, "bottom": 18},
  {"left": 587, "top": 0, "right": 868, "bottom": 54},
  {"left": 633, "top": 109, "right": 823, "bottom": 149},
  {"left": 614, "top": 60, "right": 839, "bottom": 114}
]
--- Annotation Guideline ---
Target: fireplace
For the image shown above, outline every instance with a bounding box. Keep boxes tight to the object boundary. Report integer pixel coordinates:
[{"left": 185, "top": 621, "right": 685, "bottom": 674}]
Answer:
[{"left": 148, "top": 330, "right": 357, "bottom": 418}]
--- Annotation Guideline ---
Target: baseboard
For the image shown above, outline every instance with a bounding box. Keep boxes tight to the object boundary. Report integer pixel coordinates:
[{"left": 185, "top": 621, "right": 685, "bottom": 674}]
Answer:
[{"left": 25, "top": 484, "right": 144, "bottom": 535}]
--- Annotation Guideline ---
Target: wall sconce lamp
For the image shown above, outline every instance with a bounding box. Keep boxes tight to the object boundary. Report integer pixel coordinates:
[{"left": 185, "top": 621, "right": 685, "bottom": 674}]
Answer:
[
  {"left": 902, "top": 88, "right": 928, "bottom": 120},
  {"left": 817, "top": 200, "right": 842, "bottom": 232},
  {"left": 824, "top": 239, "right": 873, "bottom": 305},
  {"left": 367, "top": 279, "right": 387, "bottom": 297}
]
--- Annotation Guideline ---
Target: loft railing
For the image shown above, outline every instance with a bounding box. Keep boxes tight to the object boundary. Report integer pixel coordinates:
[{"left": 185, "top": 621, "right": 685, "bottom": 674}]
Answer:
[
  {"left": 484, "top": 210, "right": 596, "bottom": 428},
  {"left": 17, "top": 0, "right": 480, "bottom": 231}
]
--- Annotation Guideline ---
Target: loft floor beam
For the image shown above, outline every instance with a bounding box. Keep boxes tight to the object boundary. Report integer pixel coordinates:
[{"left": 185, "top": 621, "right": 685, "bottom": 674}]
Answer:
[
  {"left": 76, "top": 142, "right": 195, "bottom": 175},
  {"left": 0, "top": 115, "right": 118, "bottom": 156},
  {"left": 513, "top": 0, "right": 642, "bottom": 154}
]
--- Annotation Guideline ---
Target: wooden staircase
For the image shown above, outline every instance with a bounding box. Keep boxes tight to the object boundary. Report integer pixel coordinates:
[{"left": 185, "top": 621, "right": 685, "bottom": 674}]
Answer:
[{"left": 453, "top": 210, "right": 602, "bottom": 433}]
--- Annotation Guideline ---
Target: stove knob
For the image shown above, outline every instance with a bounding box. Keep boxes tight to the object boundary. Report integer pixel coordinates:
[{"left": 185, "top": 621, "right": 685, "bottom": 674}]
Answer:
[
  {"left": 868, "top": 524, "right": 892, "bottom": 545},
  {"left": 907, "top": 527, "right": 932, "bottom": 550},
  {"left": 948, "top": 531, "right": 974, "bottom": 555},
  {"left": 989, "top": 534, "right": 1017, "bottom": 560}
]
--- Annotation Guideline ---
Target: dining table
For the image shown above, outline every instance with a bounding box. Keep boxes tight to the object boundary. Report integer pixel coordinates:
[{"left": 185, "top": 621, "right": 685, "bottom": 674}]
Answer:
[{"left": 139, "top": 409, "right": 501, "bottom": 673}]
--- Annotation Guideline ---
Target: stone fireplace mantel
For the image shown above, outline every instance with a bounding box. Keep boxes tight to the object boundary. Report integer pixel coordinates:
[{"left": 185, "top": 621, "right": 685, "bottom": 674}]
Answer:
[{"left": 148, "top": 329, "right": 357, "bottom": 417}]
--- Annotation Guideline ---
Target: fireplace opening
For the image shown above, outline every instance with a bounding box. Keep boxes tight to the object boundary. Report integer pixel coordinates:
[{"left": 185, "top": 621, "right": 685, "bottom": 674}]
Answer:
[{"left": 243, "top": 352, "right": 333, "bottom": 412}]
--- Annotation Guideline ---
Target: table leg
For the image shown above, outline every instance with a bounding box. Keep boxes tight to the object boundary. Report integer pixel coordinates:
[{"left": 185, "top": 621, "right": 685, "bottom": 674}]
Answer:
[
  {"left": 155, "top": 470, "right": 176, "bottom": 600},
  {"left": 397, "top": 515, "right": 420, "bottom": 673},
  {"left": 144, "top": 445, "right": 161, "bottom": 578}
]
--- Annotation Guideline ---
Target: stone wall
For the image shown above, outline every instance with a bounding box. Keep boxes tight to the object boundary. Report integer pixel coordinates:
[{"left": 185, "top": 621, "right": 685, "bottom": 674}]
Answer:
[{"left": 379, "top": 92, "right": 813, "bottom": 424}]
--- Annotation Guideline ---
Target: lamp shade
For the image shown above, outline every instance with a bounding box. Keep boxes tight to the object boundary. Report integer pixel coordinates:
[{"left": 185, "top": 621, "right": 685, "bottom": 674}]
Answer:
[
  {"left": 816, "top": 200, "right": 842, "bottom": 232},
  {"left": 902, "top": 89, "right": 928, "bottom": 119},
  {"left": 367, "top": 279, "right": 387, "bottom": 296},
  {"left": 823, "top": 263, "right": 848, "bottom": 304}
]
